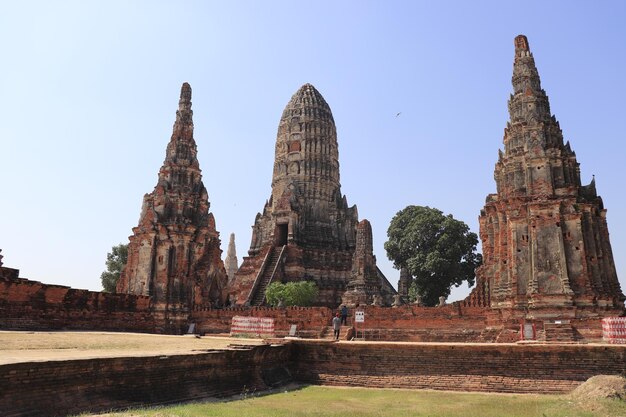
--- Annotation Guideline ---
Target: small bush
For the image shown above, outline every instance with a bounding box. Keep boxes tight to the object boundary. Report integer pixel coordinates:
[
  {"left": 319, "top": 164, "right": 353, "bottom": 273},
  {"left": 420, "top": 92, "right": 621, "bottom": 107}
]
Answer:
[{"left": 265, "top": 281, "right": 318, "bottom": 307}]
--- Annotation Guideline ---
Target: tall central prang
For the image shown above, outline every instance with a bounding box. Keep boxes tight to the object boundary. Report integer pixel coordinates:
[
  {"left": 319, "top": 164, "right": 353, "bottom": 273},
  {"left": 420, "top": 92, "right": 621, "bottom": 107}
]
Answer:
[
  {"left": 254, "top": 83, "right": 354, "bottom": 252},
  {"left": 229, "top": 84, "right": 395, "bottom": 307}
]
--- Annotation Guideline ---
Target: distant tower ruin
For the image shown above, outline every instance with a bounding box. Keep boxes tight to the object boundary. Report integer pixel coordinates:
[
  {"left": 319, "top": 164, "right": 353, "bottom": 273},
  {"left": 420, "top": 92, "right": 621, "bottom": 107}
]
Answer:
[
  {"left": 475, "top": 36, "right": 624, "bottom": 312},
  {"left": 117, "top": 83, "right": 228, "bottom": 312},
  {"left": 228, "top": 84, "right": 395, "bottom": 307},
  {"left": 224, "top": 233, "right": 238, "bottom": 282},
  {"left": 397, "top": 266, "right": 411, "bottom": 303},
  {"left": 342, "top": 220, "right": 386, "bottom": 307}
]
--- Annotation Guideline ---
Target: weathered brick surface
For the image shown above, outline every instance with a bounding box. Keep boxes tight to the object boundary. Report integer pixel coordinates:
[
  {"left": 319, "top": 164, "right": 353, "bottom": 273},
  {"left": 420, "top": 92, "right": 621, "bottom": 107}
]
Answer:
[
  {"left": 0, "top": 270, "right": 613, "bottom": 342},
  {"left": 342, "top": 220, "right": 389, "bottom": 306},
  {"left": 0, "top": 276, "right": 157, "bottom": 332},
  {"left": 3, "top": 341, "right": 623, "bottom": 416},
  {"left": 476, "top": 35, "right": 624, "bottom": 312},
  {"left": 193, "top": 305, "right": 496, "bottom": 342},
  {"left": 291, "top": 340, "right": 626, "bottom": 394},
  {"left": 0, "top": 344, "right": 291, "bottom": 417},
  {"left": 230, "top": 84, "right": 395, "bottom": 307},
  {"left": 192, "top": 306, "right": 333, "bottom": 338},
  {"left": 350, "top": 305, "right": 492, "bottom": 342},
  {"left": 117, "top": 83, "right": 228, "bottom": 312}
]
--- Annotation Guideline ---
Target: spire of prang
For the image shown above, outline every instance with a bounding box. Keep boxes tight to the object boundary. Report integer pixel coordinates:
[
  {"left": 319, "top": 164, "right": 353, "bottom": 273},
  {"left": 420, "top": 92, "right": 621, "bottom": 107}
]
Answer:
[
  {"left": 497, "top": 35, "right": 580, "bottom": 198},
  {"left": 509, "top": 34, "right": 552, "bottom": 123},
  {"left": 167, "top": 82, "right": 195, "bottom": 155},
  {"left": 160, "top": 83, "right": 202, "bottom": 195},
  {"left": 225, "top": 233, "right": 239, "bottom": 281},
  {"left": 179, "top": 82, "right": 192, "bottom": 107},
  {"left": 117, "top": 83, "right": 227, "bottom": 311},
  {"left": 514, "top": 34, "right": 530, "bottom": 54}
]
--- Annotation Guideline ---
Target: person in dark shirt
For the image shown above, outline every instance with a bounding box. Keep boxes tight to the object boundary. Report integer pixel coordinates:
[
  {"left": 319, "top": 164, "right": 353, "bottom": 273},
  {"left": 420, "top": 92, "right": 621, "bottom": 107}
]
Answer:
[{"left": 340, "top": 305, "right": 348, "bottom": 325}]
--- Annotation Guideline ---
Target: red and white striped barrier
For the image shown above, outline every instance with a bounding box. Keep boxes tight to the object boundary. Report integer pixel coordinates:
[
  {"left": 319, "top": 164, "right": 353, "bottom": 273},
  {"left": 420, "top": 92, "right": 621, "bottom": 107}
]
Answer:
[
  {"left": 602, "top": 317, "right": 626, "bottom": 344},
  {"left": 230, "top": 316, "right": 275, "bottom": 338}
]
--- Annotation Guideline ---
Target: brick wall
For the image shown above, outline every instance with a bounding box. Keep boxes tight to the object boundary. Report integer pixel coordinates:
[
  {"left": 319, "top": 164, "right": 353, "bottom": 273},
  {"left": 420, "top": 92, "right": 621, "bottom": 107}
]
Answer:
[
  {"left": 192, "top": 305, "right": 493, "bottom": 341},
  {"left": 192, "top": 306, "right": 333, "bottom": 338},
  {"left": 0, "top": 275, "right": 158, "bottom": 333},
  {"left": 0, "top": 344, "right": 291, "bottom": 417},
  {"left": 351, "top": 305, "right": 493, "bottom": 342},
  {"left": 291, "top": 340, "right": 626, "bottom": 394},
  {"left": 0, "top": 267, "right": 614, "bottom": 342},
  {"left": 2, "top": 340, "right": 625, "bottom": 416}
]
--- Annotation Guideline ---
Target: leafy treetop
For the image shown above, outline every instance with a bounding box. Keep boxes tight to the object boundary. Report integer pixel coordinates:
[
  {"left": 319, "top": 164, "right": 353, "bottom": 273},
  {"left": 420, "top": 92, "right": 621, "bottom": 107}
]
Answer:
[
  {"left": 265, "top": 281, "right": 319, "bottom": 307},
  {"left": 384, "top": 205, "right": 482, "bottom": 306},
  {"left": 100, "top": 243, "right": 128, "bottom": 293}
]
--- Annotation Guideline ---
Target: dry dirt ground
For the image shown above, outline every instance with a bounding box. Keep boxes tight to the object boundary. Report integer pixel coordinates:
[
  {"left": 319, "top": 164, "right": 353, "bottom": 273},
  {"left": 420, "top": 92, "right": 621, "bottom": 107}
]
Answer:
[
  {"left": 0, "top": 331, "right": 610, "bottom": 364},
  {"left": 0, "top": 331, "right": 264, "bottom": 364}
]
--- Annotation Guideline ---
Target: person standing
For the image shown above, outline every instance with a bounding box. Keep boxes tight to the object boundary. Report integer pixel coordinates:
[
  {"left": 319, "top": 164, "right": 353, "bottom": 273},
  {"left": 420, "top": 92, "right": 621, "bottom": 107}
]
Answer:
[
  {"left": 332, "top": 313, "right": 341, "bottom": 340},
  {"left": 340, "top": 304, "right": 348, "bottom": 325}
]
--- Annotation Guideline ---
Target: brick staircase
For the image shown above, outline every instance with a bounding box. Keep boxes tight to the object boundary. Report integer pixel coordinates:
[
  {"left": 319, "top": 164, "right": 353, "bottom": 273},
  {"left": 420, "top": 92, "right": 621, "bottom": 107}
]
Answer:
[{"left": 250, "top": 246, "right": 284, "bottom": 306}]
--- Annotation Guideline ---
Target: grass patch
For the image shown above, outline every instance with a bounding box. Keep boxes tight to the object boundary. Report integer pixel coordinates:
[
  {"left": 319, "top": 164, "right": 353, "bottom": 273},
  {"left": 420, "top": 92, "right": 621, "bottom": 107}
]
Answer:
[{"left": 85, "top": 385, "right": 626, "bottom": 417}]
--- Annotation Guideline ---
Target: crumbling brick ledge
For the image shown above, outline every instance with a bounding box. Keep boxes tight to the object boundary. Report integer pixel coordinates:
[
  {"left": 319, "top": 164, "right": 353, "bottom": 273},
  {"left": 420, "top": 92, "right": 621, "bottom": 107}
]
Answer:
[
  {"left": 0, "top": 344, "right": 291, "bottom": 417},
  {"left": 1, "top": 340, "right": 625, "bottom": 417},
  {"left": 290, "top": 340, "right": 626, "bottom": 394}
]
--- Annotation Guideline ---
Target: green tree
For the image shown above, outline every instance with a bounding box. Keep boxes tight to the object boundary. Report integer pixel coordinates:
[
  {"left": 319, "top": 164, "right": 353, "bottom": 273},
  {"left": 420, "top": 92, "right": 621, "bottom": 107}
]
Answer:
[
  {"left": 100, "top": 243, "right": 128, "bottom": 293},
  {"left": 265, "top": 281, "right": 319, "bottom": 307},
  {"left": 384, "top": 206, "right": 482, "bottom": 307}
]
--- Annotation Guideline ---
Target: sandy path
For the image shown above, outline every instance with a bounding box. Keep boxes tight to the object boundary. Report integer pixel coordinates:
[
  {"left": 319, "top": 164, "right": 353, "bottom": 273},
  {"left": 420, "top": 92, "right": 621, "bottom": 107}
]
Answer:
[{"left": 0, "top": 331, "right": 263, "bottom": 364}]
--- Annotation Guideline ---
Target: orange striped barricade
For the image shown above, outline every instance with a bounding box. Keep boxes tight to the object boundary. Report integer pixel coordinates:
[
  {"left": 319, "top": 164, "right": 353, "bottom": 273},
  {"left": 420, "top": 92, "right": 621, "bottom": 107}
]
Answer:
[
  {"left": 230, "top": 316, "right": 275, "bottom": 338},
  {"left": 602, "top": 317, "right": 626, "bottom": 344}
]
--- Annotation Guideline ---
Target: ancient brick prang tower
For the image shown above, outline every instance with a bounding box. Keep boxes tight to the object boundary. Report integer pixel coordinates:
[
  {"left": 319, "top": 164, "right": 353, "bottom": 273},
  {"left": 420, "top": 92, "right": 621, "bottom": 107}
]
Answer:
[
  {"left": 476, "top": 36, "right": 623, "bottom": 313},
  {"left": 229, "top": 84, "right": 395, "bottom": 307},
  {"left": 117, "top": 83, "right": 228, "bottom": 313},
  {"left": 224, "top": 233, "right": 238, "bottom": 282},
  {"left": 342, "top": 220, "right": 391, "bottom": 307}
]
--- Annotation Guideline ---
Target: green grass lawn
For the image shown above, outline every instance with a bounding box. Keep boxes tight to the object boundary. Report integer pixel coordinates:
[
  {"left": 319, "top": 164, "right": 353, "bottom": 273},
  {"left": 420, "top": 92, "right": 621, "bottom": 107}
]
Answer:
[{"left": 89, "top": 385, "right": 626, "bottom": 417}]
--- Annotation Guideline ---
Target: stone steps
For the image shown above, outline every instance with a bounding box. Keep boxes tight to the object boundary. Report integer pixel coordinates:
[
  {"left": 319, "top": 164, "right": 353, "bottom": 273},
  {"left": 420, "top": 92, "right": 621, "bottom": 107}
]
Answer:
[
  {"left": 320, "top": 325, "right": 352, "bottom": 340},
  {"left": 250, "top": 247, "right": 283, "bottom": 306}
]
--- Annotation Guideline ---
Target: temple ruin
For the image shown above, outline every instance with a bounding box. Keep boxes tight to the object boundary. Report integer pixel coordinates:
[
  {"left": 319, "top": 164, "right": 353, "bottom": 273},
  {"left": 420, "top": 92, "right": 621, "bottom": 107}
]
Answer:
[
  {"left": 228, "top": 84, "right": 395, "bottom": 307},
  {"left": 474, "top": 35, "right": 624, "bottom": 314},
  {"left": 116, "top": 83, "right": 228, "bottom": 313},
  {"left": 224, "top": 233, "right": 239, "bottom": 282}
]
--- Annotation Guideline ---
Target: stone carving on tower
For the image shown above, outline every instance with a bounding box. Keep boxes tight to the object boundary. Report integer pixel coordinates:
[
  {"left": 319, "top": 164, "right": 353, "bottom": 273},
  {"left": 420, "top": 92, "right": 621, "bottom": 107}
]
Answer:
[
  {"left": 117, "top": 83, "right": 228, "bottom": 312},
  {"left": 474, "top": 36, "right": 623, "bottom": 312},
  {"left": 224, "top": 233, "right": 239, "bottom": 282},
  {"left": 228, "top": 84, "right": 395, "bottom": 307}
]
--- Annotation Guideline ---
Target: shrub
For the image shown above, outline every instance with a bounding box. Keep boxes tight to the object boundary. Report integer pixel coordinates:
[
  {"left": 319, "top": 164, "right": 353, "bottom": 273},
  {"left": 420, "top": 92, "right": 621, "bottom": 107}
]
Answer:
[{"left": 265, "top": 281, "right": 318, "bottom": 307}]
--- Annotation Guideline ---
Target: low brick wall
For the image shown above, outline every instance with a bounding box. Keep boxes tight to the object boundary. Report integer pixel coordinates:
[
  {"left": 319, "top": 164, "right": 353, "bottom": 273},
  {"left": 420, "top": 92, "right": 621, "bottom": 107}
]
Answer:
[
  {"left": 290, "top": 340, "right": 626, "bottom": 394},
  {"left": 0, "top": 344, "right": 291, "bottom": 417},
  {"left": 2, "top": 339, "right": 625, "bottom": 416},
  {"left": 192, "top": 306, "right": 332, "bottom": 338},
  {"left": 0, "top": 276, "right": 158, "bottom": 333},
  {"left": 0, "top": 268, "right": 614, "bottom": 342},
  {"left": 192, "top": 305, "right": 496, "bottom": 341},
  {"left": 351, "top": 305, "right": 492, "bottom": 342}
]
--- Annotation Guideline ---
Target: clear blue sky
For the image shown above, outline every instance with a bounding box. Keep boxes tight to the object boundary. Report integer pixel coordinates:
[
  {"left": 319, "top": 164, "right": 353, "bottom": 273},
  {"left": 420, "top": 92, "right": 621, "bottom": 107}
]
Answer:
[{"left": 1, "top": 1, "right": 625, "bottom": 302}]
